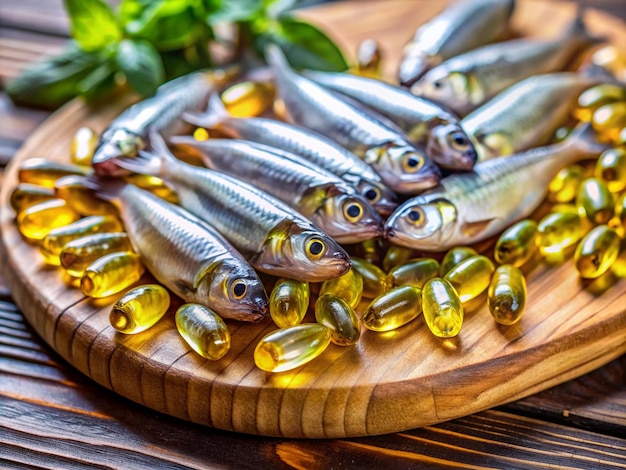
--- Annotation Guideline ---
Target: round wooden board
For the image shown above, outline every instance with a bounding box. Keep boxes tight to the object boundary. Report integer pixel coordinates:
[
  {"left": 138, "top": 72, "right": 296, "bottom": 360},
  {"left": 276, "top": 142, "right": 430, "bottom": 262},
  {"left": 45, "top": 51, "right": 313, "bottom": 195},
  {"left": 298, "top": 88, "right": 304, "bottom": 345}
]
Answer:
[{"left": 1, "top": 0, "right": 626, "bottom": 439}]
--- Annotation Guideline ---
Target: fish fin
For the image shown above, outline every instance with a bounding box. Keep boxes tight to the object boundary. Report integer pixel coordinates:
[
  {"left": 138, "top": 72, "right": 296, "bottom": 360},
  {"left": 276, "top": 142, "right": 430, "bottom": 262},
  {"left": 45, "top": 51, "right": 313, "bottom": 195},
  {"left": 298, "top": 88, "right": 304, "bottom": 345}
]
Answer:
[
  {"left": 566, "top": 6, "right": 606, "bottom": 46},
  {"left": 563, "top": 122, "right": 609, "bottom": 156},
  {"left": 461, "top": 218, "right": 496, "bottom": 237},
  {"left": 79, "top": 175, "right": 126, "bottom": 203},
  {"left": 183, "top": 93, "right": 229, "bottom": 129},
  {"left": 172, "top": 278, "right": 195, "bottom": 299},
  {"left": 112, "top": 129, "right": 174, "bottom": 177}
]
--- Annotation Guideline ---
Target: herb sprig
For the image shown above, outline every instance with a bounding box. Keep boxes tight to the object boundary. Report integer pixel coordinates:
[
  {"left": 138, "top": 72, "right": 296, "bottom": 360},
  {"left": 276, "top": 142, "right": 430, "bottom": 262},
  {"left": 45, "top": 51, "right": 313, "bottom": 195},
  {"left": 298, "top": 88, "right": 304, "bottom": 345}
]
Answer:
[{"left": 7, "top": 0, "right": 347, "bottom": 108}]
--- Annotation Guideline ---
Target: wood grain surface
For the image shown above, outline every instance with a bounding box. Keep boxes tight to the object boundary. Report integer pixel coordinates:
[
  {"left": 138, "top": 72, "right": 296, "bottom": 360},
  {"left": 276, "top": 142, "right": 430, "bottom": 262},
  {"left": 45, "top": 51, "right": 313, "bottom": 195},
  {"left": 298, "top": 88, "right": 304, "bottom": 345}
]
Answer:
[{"left": 1, "top": 0, "right": 626, "bottom": 443}]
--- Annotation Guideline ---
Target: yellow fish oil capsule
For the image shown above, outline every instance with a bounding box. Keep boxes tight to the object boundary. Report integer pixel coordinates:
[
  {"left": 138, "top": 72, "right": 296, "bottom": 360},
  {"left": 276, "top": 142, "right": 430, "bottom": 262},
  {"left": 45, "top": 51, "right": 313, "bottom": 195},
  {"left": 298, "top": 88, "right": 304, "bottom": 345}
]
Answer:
[
  {"left": 54, "top": 175, "right": 118, "bottom": 216},
  {"left": 613, "top": 193, "right": 626, "bottom": 237},
  {"left": 315, "top": 294, "right": 360, "bottom": 346},
  {"left": 422, "top": 278, "right": 463, "bottom": 338},
  {"left": 444, "top": 255, "right": 495, "bottom": 303},
  {"left": 548, "top": 164, "right": 585, "bottom": 203},
  {"left": 488, "top": 265, "right": 527, "bottom": 326},
  {"left": 221, "top": 81, "right": 275, "bottom": 118},
  {"left": 350, "top": 257, "right": 392, "bottom": 299},
  {"left": 574, "top": 84, "right": 626, "bottom": 122},
  {"left": 80, "top": 251, "right": 144, "bottom": 298},
  {"left": 383, "top": 245, "right": 417, "bottom": 272},
  {"left": 42, "top": 215, "right": 123, "bottom": 258},
  {"left": 110, "top": 284, "right": 171, "bottom": 334},
  {"left": 494, "top": 219, "right": 538, "bottom": 267},
  {"left": 354, "top": 239, "right": 382, "bottom": 265},
  {"left": 592, "top": 102, "right": 626, "bottom": 142},
  {"left": 269, "top": 278, "right": 310, "bottom": 328},
  {"left": 319, "top": 267, "right": 363, "bottom": 309},
  {"left": 537, "top": 211, "right": 584, "bottom": 254},
  {"left": 595, "top": 148, "right": 626, "bottom": 193},
  {"left": 439, "top": 246, "right": 478, "bottom": 276},
  {"left": 124, "top": 173, "right": 179, "bottom": 204},
  {"left": 356, "top": 38, "right": 382, "bottom": 78},
  {"left": 574, "top": 225, "right": 620, "bottom": 279},
  {"left": 71, "top": 126, "right": 98, "bottom": 166},
  {"left": 61, "top": 232, "right": 133, "bottom": 277},
  {"left": 17, "top": 198, "right": 81, "bottom": 241},
  {"left": 254, "top": 324, "right": 331, "bottom": 372},
  {"left": 18, "top": 158, "right": 91, "bottom": 188},
  {"left": 576, "top": 178, "right": 615, "bottom": 225},
  {"left": 362, "top": 285, "right": 422, "bottom": 332},
  {"left": 10, "top": 183, "right": 55, "bottom": 213},
  {"left": 175, "top": 304, "right": 230, "bottom": 360},
  {"left": 389, "top": 258, "right": 439, "bottom": 289}
]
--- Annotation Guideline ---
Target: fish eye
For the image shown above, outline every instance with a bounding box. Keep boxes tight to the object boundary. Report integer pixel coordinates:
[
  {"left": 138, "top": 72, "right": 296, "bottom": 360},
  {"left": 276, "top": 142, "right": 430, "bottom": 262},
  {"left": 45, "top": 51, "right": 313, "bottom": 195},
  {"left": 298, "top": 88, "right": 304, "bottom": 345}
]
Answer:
[
  {"left": 450, "top": 132, "right": 470, "bottom": 150},
  {"left": 231, "top": 281, "right": 248, "bottom": 300},
  {"left": 343, "top": 201, "right": 363, "bottom": 223},
  {"left": 363, "top": 186, "right": 381, "bottom": 203},
  {"left": 306, "top": 238, "right": 326, "bottom": 259},
  {"left": 407, "top": 207, "right": 426, "bottom": 227},
  {"left": 402, "top": 154, "right": 424, "bottom": 173},
  {"left": 433, "top": 80, "right": 443, "bottom": 89}
]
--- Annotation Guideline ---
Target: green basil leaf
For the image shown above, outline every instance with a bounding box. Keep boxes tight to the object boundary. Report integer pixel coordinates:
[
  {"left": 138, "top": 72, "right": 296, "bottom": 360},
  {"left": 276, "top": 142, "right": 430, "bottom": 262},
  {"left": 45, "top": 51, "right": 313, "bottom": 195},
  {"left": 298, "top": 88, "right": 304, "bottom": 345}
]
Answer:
[
  {"left": 264, "top": 17, "right": 347, "bottom": 72},
  {"left": 6, "top": 45, "right": 103, "bottom": 108},
  {"left": 264, "top": 0, "right": 298, "bottom": 19},
  {"left": 77, "top": 61, "right": 118, "bottom": 102},
  {"left": 118, "top": 0, "right": 154, "bottom": 24},
  {"left": 64, "top": 0, "right": 122, "bottom": 52},
  {"left": 116, "top": 39, "right": 165, "bottom": 96},
  {"left": 209, "top": 0, "right": 260, "bottom": 24}
]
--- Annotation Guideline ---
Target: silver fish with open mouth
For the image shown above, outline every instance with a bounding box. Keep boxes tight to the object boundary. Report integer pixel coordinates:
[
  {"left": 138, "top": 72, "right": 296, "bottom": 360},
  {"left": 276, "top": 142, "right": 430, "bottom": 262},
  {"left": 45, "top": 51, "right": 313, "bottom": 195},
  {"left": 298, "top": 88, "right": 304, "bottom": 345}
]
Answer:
[
  {"left": 266, "top": 45, "right": 440, "bottom": 195},
  {"left": 385, "top": 124, "right": 605, "bottom": 251},
  {"left": 89, "top": 180, "right": 268, "bottom": 322},
  {"left": 303, "top": 70, "right": 477, "bottom": 170},
  {"left": 111, "top": 131, "right": 351, "bottom": 282},
  {"left": 184, "top": 94, "right": 397, "bottom": 215},
  {"left": 169, "top": 137, "right": 383, "bottom": 244},
  {"left": 398, "top": 0, "right": 516, "bottom": 87}
]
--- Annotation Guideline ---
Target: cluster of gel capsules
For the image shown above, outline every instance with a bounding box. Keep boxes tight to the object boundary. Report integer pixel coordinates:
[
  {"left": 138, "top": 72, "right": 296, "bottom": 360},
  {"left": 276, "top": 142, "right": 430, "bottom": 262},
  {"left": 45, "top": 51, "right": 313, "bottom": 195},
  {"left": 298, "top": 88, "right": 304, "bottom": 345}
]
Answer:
[{"left": 9, "top": 44, "right": 626, "bottom": 373}]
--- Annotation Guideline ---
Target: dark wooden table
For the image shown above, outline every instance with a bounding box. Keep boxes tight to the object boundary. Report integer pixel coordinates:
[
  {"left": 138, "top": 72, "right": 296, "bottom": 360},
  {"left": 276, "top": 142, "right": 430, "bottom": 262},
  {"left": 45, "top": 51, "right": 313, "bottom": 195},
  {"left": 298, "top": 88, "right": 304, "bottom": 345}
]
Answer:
[{"left": 1, "top": 0, "right": 626, "bottom": 468}]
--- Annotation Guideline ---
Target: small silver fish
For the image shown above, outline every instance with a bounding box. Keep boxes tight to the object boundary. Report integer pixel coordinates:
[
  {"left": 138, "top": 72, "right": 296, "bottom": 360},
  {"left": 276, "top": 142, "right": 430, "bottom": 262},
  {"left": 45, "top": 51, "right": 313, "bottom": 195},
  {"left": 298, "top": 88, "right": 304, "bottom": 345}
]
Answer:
[
  {"left": 385, "top": 124, "right": 605, "bottom": 251},
  {"left": 184, "top": 94, "right": 398, "bottom": 215},
  {"left": 112, "top": 132, "right": 351, "bottom": 282},
  {"left": 266, "top": 45, "right": 440, "bottom": 195},
  {"left": 398, "top": 0, "right": 516, "bottom": 87},
  {"left": 412, "top": 15, "right": 600, "bottom": 115},
  {"left": 92, "top": 181, "right": 268, "bottom": 322},
  {"left": 303, "top": 70, "right": 477, "bottom": 170},
  {"left": 169, "top": 137, "right": 383, "bottom": 244},
  {"left": 461, "top": 72, "right": 600, "bottom": 161},
  {"left": 92, "top": 69, "right": 232, "bottom": 176}
]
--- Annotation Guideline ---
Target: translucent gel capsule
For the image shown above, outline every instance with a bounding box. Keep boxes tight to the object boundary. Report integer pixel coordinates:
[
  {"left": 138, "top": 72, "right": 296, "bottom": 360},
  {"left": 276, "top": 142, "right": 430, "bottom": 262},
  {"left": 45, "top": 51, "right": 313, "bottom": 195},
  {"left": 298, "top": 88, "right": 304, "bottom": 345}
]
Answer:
[
  {"left": 355, "top": 239, "right": 382, "bottom": 265},
  {"left": 439, "top": 246, "right": 478, "bottom": 276},
  {"left": 574, "top": 84, "right": 626, "bottom": 122},
  {"left": 444, "top": 255, "right": 495, "bottom": 303},
  {"left": 254, "top": 324, "right": 331, "bottom": 373},
  {"left": 356, "top": 38, "right": 382, "bottom": 78},
  {"left": 350, "top": 257, "right": 392, "bottom": 299},
  {"left": 592, "top": 102, "right": 626, "bottom": 142},
  {"left": 494, "top": 219, "right": 538, "bottom": 267},
  {"left": 548, "top": 164, "right": 585, "bottom": 203},
  {"left": 389, "top": 258, "right": 440, "bottom": 289},
  {"left": 383, "top": 245, "right": 417, "bottom": 272},
  {"left": 590, "top": 46, "right": 626, "bottom": 82},
  {"left": 17, "top": 198, "right": 81, "bottom": 241},
  {"left": 315, "top": 294, "right": 360, "bottom": 346},
  {"left": 614, "top": 193, "right": 626, "bottom": 237},
  {"left": 269, "top": 278, "right": 310, "bottom": 328},
  {"left": 595, "top": 148, "right": 626, "bottom": 193},
  {"left": 110, "top": 284, "right": 171, "bottom": 334},
  {"left": 221, "top": 81, "right": 275, "bottom": 118},
  {"left": 54, "top": 175, "right": 118, "bottom": 216},
  {"left": 576, "top": 178, "right": 615, "bottom": 225},
  {"left": 18, "top": 158, "right": 91, "bottom": 188},
  {"left": 43, "top": 215, "right": 123, "bottom": 257},
  {"left": 175, "top": 303, "right": 230, "bottom": 360},
  {"left": 80, "top": 251, "right": 144, "bottom": 298},
  {"left": 574, "top": 225, "right": 620, "bottom": 279},
  {"left": 125, "top": 173, "right": 179, "bottom": 204},
  {"left": 537, "top": 211, "right": 584, "bottom": 254},
  {"left": 71, "top": 126, "right": 98, "bottom": 166},
  {"left": 362, "top": 285, "right": 422, "bottom": 332},
  {"left": 422, "top": 278, "right": 463, "bottom": 338},
  {"left": 10, "top": 183, "right": 55, "bottom": 213},
  {"left": 193, "top": 127, "right": 210, "bottom": 141},
  {"left": 488, "top": 265, "right": 527, "bottom": 326},
  {"left": 319, "top": 268, "right": 363, "bottom": 309},
  {"left": 61, "top": 232, "right": 133, "bottom": 277}
]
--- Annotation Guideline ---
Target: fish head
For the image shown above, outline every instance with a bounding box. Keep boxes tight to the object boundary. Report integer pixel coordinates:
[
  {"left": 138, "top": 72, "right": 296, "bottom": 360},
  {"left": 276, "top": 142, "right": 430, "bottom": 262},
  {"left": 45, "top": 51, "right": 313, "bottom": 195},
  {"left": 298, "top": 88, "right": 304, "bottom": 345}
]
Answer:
[
  {"left": 307, "top": 186, "right": 384, "bottom": 244},
  {"left": 427, "top": 124, "right": 477, "bottom": 170},
  {"left": 398, "top": 46, "right": 441, "bottom": 87},
  {"left": 201, "top": 259, "right": 269, "bottom": 322},
  {"left": 384, "top": 197, "right": 457, "bottom": 251},
  {"left": 364, "top": 142, "right": 441, "bottom": 194},
  {"left": 354, "top": 180, "right": 398, "bottom": 216},
  {"left": 255, "top": 220, "right": 351, "bottom": 282},
  {"left": 411, "top": 71, "right": 472, "bottom": 111},
  {"left": 92, "top": 128, "right": 146, "bottom": 177}
]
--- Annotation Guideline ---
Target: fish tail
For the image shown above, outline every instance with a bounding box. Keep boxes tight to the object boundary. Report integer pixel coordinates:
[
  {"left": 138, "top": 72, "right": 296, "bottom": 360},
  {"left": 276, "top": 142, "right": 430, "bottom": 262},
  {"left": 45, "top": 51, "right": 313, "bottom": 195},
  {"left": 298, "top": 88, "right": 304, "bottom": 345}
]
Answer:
[
  {"left": 563, "top": 122, "right": 609, "bottom": 157},
  {"left": 183, "top": 93, "right": 229, "bottom": 129},
  {"left": 80, "top": 175, "right": 126, "bottom": 203},
  {"left": 567, "top": 6, "right": 606, "bottom": 46},
  {"left": 112, "top": 129, "right": 172, "bottom": 178}
]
